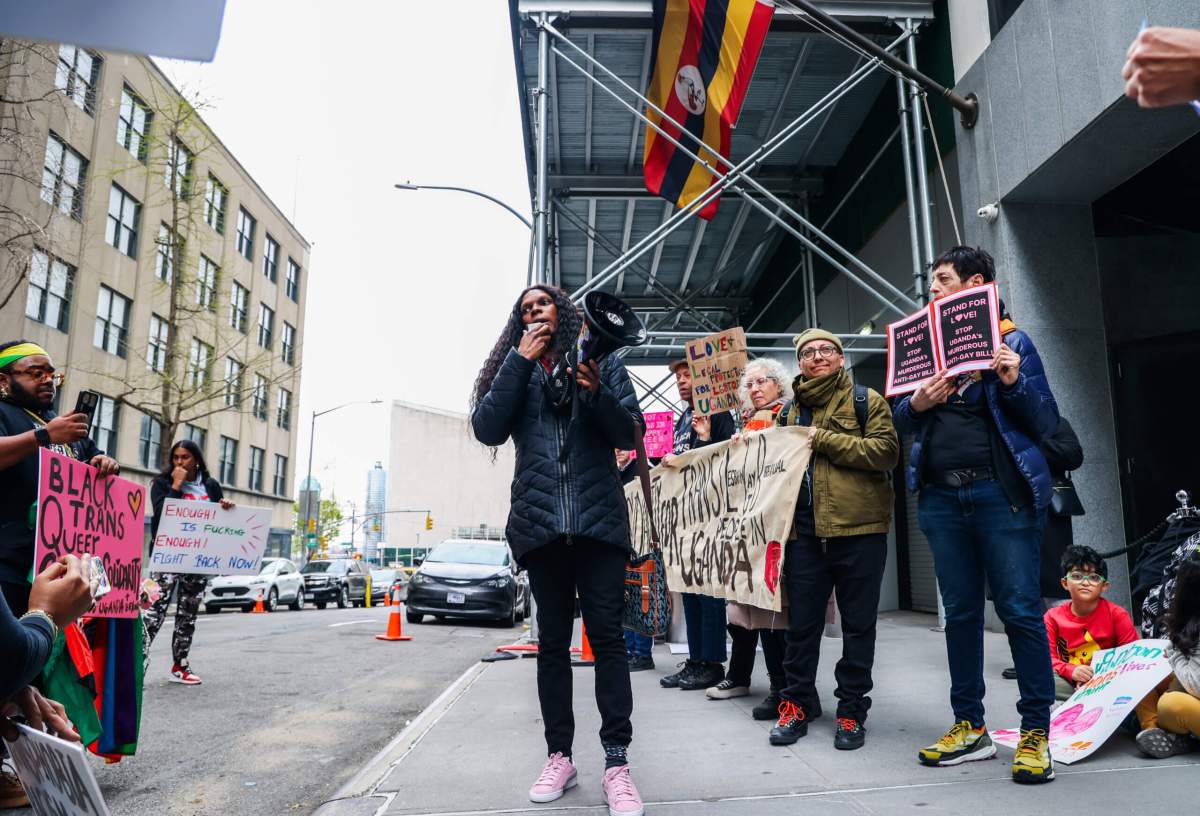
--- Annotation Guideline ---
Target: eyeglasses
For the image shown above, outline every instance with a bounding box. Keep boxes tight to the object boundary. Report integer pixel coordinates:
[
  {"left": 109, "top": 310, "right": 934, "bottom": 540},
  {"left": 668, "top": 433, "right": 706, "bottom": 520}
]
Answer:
[
  {"left": 799, "top": 344, "right": 841, "bottom": 361},
  {"left": 747, "top": 377, "right": 775, "bottom": 389},
  {"left": 13, "top": 366, "right": 65, "bottom": 387},
  {"left": 1065, "top": 571, "right": 1105, "bottom": 585}
]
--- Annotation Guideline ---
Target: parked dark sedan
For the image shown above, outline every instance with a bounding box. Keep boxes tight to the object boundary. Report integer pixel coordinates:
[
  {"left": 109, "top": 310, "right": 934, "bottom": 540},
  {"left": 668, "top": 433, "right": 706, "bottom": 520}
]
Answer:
[
  {"left": 405, "top": 539, "right": 529, "bottom": 626},
  {"left": 300, "top": 557, "right": 369, "bottom": 609}
]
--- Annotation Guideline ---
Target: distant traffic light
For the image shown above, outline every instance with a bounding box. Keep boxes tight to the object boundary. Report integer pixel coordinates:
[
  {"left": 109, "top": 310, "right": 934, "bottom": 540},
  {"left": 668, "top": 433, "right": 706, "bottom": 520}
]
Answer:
[
  {"left": 425, "top": 513, "right": 433, "bottom": 531},
  {"left": 307, "top": 518, "right": 316, "bottom": 533}
]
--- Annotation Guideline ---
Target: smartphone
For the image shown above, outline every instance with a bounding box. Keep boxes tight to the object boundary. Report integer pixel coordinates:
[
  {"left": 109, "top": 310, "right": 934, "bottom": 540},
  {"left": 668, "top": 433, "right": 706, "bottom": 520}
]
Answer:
[
  {"left": 74, "top": 390, "right": 100, "bottom": 420},
  {"left": 88, "top": 555, "right": 112, "bottom": 600},
  {"left": 525, "top": 321, "right": 545, "bottom": 334}
]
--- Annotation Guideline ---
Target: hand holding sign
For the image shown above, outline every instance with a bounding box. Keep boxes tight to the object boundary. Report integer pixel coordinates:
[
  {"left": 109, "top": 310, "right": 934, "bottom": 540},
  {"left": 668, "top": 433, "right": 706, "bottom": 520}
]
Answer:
[
  {"left": 990, "top": 343, "right": 1021, "bottom": 386},
  {"left": 1, "top": 687, "right": 78, "bottom": 743},
  {"left": 909, "top": 373, "right": 956, "bottom": 413},
  {"left": 28, "top": 555, "right": 93, "bottom": 626}
]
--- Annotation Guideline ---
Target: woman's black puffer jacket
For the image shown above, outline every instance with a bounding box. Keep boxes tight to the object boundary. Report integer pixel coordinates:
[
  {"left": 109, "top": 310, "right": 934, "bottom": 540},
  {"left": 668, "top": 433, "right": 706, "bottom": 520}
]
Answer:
[{"left": 471, "top": 348, "right": 644, "bottom": 563}]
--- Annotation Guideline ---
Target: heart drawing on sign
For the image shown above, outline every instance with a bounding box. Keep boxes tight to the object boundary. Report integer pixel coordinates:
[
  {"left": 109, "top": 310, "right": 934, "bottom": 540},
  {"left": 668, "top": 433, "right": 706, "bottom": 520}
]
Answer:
[
  {"left": 127, "top": 490, "right": 143, "bottom": 518},
  {"left": 954, "top": 314, "right": 964, "bottom": 322}
]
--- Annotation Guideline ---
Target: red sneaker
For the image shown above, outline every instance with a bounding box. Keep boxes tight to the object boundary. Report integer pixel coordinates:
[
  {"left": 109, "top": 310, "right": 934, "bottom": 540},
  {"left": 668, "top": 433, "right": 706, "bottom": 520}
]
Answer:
[{"left": 169, "top": 664, "right": 202, "bottom": 685}]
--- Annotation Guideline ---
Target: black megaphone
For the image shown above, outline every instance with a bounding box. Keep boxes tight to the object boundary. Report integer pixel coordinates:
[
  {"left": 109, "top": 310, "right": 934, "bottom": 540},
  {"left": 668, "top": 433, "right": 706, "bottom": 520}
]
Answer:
[{"left": 575, "top": 291, "right": 648, "bottom": 365}]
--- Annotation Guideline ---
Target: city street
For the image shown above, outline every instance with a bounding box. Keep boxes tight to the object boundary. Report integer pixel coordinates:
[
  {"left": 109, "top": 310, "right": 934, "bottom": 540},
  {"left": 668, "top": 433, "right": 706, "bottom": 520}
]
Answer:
[{"left": 1, "top": 605, "right": 520, "bottom": 816}]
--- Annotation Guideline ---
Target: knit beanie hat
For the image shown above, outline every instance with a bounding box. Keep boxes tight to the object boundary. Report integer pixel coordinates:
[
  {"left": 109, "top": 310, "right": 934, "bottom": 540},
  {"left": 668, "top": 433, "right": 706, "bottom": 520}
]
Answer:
[{"left": 791, "top": 328, "right": 843, "bottom": 357}]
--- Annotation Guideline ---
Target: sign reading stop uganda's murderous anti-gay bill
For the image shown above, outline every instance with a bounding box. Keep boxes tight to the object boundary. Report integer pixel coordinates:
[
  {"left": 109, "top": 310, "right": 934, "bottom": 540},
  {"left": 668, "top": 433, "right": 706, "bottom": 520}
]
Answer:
[
  {"left": 884, "top": 282, "right": 1003, "bottom": 396},
  {"left": 151, "top": 499, "right": 270, "bottom": 575},
  {"left": 34, "top": 449, "right": 144, "bottom": 619},
  {"left": 990, "top": 639, "right": 1172, "bottom": 764},
  {"left": 623, "top": 426, "right": 811, "bottom": 612},
  {"left": 4, "top": 723, "right": 112, "bottom": 816},
  {"left": 686, "top": 327, "right": 748, "bottom": 417}
]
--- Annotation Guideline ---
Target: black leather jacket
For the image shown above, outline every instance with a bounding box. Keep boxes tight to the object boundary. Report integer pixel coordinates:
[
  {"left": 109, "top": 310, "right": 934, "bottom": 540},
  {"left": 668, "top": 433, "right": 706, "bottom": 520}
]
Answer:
[{"left": 471, "top": 349, "right": 643, "bottom": 563}]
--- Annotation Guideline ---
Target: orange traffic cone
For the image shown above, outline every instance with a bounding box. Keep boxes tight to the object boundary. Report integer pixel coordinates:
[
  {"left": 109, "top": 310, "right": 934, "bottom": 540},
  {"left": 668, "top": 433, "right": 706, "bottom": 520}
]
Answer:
[
  {"left": 383, "top": 588, "right": 393, "bottom": 607},
  {"left": 252, "top": 589, "right": 265, "bottom": 613},
  {"left": 571, "top": 624, "right": 595, "bottom": 667},
  {"left": 376, "top": 596, "right": 412, "bottom": 641}
]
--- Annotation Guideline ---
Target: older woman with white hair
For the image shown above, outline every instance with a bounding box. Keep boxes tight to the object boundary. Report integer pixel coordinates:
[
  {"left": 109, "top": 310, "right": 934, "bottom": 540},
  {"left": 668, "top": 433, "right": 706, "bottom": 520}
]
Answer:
[{"left": 705, "top": 357, "right": 793, "bottom": 720}]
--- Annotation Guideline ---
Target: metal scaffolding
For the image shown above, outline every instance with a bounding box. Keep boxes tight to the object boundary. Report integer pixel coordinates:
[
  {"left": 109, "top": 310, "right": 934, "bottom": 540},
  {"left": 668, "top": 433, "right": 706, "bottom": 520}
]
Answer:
[{"left": 512, "top": 0, "right": 957, "bottom": 407}]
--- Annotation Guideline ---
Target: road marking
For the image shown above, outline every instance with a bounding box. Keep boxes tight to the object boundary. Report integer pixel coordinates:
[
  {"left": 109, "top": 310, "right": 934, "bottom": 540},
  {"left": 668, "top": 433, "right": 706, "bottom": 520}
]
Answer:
[{"left": 328, "top": 619, "right": 374, "bottom": 628}]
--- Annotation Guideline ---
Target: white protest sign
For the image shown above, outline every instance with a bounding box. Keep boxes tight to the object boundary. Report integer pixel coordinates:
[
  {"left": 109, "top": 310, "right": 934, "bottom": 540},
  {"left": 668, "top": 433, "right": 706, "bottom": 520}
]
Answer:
[
  {"left": 990, "top": 638, "right": 1171, "bottom": 764},
  {"left": 150, "top": 499, "right": 270, "bottom": 575},
  {"left": 3, "top": 723, "right": 111, "bottom": 816}
]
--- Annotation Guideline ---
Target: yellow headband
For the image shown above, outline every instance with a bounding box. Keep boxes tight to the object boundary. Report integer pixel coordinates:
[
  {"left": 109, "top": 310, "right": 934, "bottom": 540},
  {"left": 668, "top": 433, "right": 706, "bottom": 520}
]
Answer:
[{"left": 0, "top": 343, "right": 51, "bottom": 370}]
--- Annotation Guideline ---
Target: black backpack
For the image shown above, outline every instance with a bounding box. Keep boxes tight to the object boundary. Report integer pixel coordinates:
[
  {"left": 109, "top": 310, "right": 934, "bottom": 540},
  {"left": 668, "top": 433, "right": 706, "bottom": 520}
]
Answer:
[{"left": 778, "top": 383, "right": 870, "bottom": 435}]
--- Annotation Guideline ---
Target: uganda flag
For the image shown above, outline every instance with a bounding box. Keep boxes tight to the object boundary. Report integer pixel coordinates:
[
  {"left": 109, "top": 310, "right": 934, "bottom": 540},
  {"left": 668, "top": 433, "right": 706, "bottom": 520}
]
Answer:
[{"left": 643, "top": 0, "right": 773, "bottom": 220}]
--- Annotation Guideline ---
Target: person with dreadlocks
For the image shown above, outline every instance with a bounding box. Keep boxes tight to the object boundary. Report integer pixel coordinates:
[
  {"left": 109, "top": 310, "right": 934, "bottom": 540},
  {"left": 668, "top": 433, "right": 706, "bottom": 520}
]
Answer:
[
  {"left": 0, "top": 340, "right": 118, "bottom": 617},
  {"left": 471, "top": 285, "right": 646, "bottom": 816}
]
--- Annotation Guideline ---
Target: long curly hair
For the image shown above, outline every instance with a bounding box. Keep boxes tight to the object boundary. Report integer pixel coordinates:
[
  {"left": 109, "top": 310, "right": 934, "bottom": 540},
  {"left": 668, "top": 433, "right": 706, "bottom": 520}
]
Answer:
[
  {"left": 1166, "top": 554, "right": 1200, "bottom": 659},
  {"left": 470, "top": 285, "right": 582, "bottom": 416}
]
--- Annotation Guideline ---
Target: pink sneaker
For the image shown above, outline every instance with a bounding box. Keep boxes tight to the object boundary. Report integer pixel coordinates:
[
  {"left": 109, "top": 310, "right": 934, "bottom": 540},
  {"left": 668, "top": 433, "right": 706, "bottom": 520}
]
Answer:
[
  {"left": 602, "top": 765, "right": 644, "bottom": 816},
  {"left": 528, "top": 752, "right": 577, "bottom": 803}
]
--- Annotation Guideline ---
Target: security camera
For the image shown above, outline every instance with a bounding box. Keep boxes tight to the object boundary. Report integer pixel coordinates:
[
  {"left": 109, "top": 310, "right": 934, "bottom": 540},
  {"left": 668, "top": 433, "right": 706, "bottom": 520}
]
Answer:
[{"left": 977, "top": 202, "right": 999, "bottom": 223}]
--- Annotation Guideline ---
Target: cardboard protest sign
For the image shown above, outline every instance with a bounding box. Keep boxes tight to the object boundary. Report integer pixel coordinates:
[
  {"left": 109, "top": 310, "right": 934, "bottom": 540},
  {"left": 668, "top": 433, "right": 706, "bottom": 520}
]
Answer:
[
  {"left": 638, "top": 411, "right": 675, "bottom": 459},
  {"left": 990, "top": 639, "right": 1171, "bottom": 764},
  {"left": 885, "top": 308, "right": 938, "bottom": 397},
  {"left": 685, "top": 327, "right": 747, "bottom": 417},
  {"left": 931, "top": 282, "right": 1002, "bottom": 375},
  {"left": 34, "top": 449, "right": 145, "bottom": 618},
  {"left": 4, "top": 723, "right": 112, "bottom": 816},
  {"left": 150, "top": 500, "right": 270, "bottom": 575},
  {"left": 623, "top": 426, "right": 810, "bottom": 611}
]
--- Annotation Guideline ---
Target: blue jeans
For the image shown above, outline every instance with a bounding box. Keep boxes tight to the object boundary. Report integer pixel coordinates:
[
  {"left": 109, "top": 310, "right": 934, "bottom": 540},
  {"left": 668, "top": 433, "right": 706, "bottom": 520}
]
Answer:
[
  {"left": 682, "top": 593, "right": 727, "bottom": 663},
  {"left": 918, "top": 480, "right": 1054, "bottom": 731},
  {"left": 624, "top": 630, "right": 652, "bottom": 658}
]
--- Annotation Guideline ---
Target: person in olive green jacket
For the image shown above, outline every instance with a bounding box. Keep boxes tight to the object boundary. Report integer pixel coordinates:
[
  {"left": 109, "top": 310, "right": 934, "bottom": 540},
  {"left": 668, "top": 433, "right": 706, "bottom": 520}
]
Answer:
[{"left": 768, "top": 328, "right": 899, "bottom": 752}]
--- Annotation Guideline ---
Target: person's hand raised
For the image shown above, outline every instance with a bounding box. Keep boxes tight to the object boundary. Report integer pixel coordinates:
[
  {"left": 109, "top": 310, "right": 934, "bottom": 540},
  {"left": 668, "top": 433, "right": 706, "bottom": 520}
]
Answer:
[
  {"left": 517, "top": 323, "right": 553, "bottom": 361},
  {"left": 909, "top": 373, "right": 955, "bottom": 413},
  {"left": 45, "top": 413, "right": 88, "bottom": 445},
  {"left": 28, "top": 555, "right": 93, "bottom": 626},
  {"left": 1123, "top": 26, "right": 1200, "bottom": 108},
  {"left": 692, "top": 413, "right": 711, "bottom": 441}
]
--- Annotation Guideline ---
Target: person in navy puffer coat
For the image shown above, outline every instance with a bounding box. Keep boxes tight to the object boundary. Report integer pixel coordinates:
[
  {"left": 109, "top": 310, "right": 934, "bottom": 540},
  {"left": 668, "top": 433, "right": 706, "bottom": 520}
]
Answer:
[
  {"left": 894, "top": 246, "right": 1062, "bottom": 784},
  {"left": 471, "top": 285, "right": 646, "bottom": 810}
]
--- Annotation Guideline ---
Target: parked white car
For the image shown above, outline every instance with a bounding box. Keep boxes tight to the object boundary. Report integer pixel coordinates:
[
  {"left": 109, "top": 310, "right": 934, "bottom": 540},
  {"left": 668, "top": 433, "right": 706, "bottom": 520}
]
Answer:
[{"left": 203, "top": 557, "right": 306, "bottom": 613}]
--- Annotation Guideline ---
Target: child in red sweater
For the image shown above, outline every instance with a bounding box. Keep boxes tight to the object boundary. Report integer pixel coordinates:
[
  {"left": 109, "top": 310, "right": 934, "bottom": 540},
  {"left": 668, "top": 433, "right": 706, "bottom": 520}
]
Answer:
[{"left": 1045, "top": 545, "right": 1168, "bottom": 750}]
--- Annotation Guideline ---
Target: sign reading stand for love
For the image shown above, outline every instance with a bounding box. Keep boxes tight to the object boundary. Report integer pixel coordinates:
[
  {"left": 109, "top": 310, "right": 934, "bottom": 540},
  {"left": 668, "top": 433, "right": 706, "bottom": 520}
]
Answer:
[
  {"left": 34, "top": 449, "right": 145, "bottom": 618},
  {"left": 931, "top": 282, "right": 1002, "bottom": 376}
]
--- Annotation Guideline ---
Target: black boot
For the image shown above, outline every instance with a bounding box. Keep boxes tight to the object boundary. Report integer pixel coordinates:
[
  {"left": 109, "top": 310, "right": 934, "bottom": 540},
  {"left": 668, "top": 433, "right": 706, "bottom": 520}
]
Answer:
[
  {"left": 753, "top": 687, "right": 782, "bottom": 721},
  {"left": 660, "top": 660, "right": 699, "bottom": 689},
  {"left": 769, "top": 700, "right": 809, "bottom": 745},
  {"left": 679, "top": 661, "right": 725, "bottom": 691},
  {"left": 834, "top": 717, "right": 866, "bottom": 751}
]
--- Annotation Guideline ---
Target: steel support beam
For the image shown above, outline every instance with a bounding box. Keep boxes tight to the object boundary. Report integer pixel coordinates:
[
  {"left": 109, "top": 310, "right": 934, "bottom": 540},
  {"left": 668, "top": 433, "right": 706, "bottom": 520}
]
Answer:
[
  {"left": 647, "top": 330, "right": 884, "bottom": 341},
  {"left": 584, "top": 33, "right": 595, "bottom": 169},
  {"left": 585, "top": 198, "right": 596, "bottom": 281},
  {"left": 617, "top": 198, "right": 634, "bottom": 294},
  {"left": 905, "top": 19, "right": 936, "bottom": 301},
  {"left": 518, "top": 1, "right": 936, "bottom": 23},
  {"left": 628, "top": 370, "right": 678, "bottom": 413},
  {"left": 534, "top": 14, "right": 551, "bottom": 284},
  {"left": 645, "top": 201, "right": 671, "bottom": 295},
  {"left": 634, "top": 343, "right": 885, "bottom": 356},
  {"left": 548, "top": 174, "right": 818, "bottom": 197},
  {"left": 679, "top": 220, "right": 706, "bottom": 293},
  {"left": 896, "top": 72, "right": 924, "bottom": 307}
]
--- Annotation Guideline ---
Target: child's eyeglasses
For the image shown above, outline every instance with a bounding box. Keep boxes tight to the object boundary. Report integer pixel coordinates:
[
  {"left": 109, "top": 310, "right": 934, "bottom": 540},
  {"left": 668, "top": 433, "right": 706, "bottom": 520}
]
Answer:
[{"left": 1065, "top": 571, "right": 1105, "bottom": 584}]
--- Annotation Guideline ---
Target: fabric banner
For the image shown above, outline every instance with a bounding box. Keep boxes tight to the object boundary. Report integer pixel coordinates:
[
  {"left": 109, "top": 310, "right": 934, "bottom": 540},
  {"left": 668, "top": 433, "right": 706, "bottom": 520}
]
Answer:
[
  {"left": 34, "top": 449, "right": 145, "bottom": 618},
  {"left": 150, "top": 499, "right": 270, "bottom": 575},
  {"left": 991, "top": 639, "right": 1172, "bottom": 764},
  {"left": 623, "top": 426, "right": 810, "bottom": 611},
  {"left": 686, "top": 327, "right": 748, "bottom": 417}
]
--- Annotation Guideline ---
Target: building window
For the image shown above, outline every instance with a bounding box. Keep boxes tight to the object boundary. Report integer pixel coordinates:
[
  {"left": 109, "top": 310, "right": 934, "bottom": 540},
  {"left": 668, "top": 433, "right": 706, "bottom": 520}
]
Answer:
[
  {"left": 155, "top": 223, "right": 178, "bottom": 284},
  {"left": 248, "top": 446, "right": 265, "bottom": 492},
  {"left": 138, "top": 414, "right": 162, "bottom": 469},
  {"left": 230, "top": 281, "right": 249, "bottom": 333},
  {"left": 251, "top": 374, "right": 268, "bottom": 421},
  {"left": 223, "top": 358, "right": 243, "bottom": 407},
  {"left": 204, "top": 174, "right": 227, "bottom": 233},
  {"left": 165, "top": 139, "right": 194, "bottom": 197},
  {"left": 236, "top": 207, "right": 256, "bottom": 261},
  {"left": 89, "top": 396, "right": 119, "bottom": 457},
  {"left": 281, "top": 322, "right": 296, "bottom": 365},
  {"left": 257, "top": 303, "right": 274, "bottom": 349},
  {"left": 276, "top": 388, "right": 291, "bottom": 430},
  {"left": 93, "top": 285, "right": 130, "bottom": 357},
  {"left": 218, "top": 436, "right": 238, "bottom": 486},
  {"left": 105, "top": 184, "right": 140, "bottom": 257},
  {"left": 263, "top": 235, "right": 279, "bottom": 282},
  {"left": 117, "top": 86, "right": 150, "bottom": 162},
  {"left": 55, "top": 45, "right": 100, "bottom": 114},
  {"left": 273, "top": 454, "right": 288, "bottom": 496},
  {"left": 187, "top": 339, "right": 212, "bottom": 390},
  {"left": 147, "top": 314, "right": 169, "bottom": 372},
  {"left": 41, "top": 133, "right": 87, "bottom": 219},
  {"left": 25, "top": 249, "right": 73, "bottom": 333},
  {"left": 184, "top": 424, "right": 207, "bottom": 455},
  {"left": 197, "top": 255, "right": 218, "bottom": 312},
  {"left": 285, "top": 258, "right": 301, "bottom": 302}
]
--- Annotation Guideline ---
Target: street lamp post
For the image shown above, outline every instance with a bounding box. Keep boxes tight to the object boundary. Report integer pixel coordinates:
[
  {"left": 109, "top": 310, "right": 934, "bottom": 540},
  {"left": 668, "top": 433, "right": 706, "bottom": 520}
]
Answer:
[{"left": 302, "top": 399, "right": 382, "bottom": 561}]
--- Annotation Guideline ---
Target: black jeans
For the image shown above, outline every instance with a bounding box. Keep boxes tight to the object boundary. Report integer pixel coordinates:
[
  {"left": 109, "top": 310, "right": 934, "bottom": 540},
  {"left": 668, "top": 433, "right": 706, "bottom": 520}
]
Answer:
[
  {"left": 781, "top": 533, "right": 888, "bottom": 722},
  {"left": 525, "top": 537, "right": 633, "bottom": 756},
  {"left": 726, "top": 624, "right": 786, "bottom": 688}
]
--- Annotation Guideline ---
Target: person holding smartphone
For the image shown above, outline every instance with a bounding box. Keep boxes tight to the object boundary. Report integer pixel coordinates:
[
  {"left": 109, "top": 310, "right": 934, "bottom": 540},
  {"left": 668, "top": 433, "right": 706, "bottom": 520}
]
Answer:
[
  {"left": 144, "top": 439, "right": 233, "bottom": 685},
  {"left": 0, "top": 340, "right": 118, "bottom": 617}
]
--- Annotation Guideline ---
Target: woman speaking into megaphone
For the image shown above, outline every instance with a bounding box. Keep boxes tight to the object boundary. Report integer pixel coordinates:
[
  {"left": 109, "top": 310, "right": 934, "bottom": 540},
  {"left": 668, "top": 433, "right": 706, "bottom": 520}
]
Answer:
[{"left": 471, "top": 285, "right": 648, "bottom": 815}]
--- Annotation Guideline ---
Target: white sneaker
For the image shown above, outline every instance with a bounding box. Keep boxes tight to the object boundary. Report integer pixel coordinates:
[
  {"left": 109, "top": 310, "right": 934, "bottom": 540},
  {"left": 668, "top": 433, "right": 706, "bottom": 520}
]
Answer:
[{"left": 706, "top": 678, "right": 749, "bottom": 699}]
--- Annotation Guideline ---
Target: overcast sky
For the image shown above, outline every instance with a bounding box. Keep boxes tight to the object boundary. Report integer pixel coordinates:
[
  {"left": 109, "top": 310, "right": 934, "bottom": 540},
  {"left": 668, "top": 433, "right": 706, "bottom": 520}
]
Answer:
[{"left": 161, "top": 2, "right": 541, "bottom": 527}]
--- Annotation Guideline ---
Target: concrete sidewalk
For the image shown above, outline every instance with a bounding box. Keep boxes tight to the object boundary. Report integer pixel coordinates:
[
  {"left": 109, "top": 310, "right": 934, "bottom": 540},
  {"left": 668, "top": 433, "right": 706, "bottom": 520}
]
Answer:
[{"left": 315, "top": 611, "right": 1196, "bottom": 816}]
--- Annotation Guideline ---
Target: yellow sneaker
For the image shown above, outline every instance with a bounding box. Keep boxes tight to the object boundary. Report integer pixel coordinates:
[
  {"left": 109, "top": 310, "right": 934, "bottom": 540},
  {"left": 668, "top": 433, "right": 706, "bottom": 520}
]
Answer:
[
  {"left": 1012, "top": 728, "right": 1055, "bottom": 784},
  {"left": 918, "top": 720, "right": 997, "bottom": 766}
]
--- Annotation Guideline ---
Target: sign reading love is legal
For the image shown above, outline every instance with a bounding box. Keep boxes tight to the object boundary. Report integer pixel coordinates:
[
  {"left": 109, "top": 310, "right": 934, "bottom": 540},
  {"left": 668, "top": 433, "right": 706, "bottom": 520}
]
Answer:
[
  {"left": 34, "top": 449, "right": 145, "bottom": 618},
  {"left": 685, "top": 327, "right": 748, "bottom": 417}
]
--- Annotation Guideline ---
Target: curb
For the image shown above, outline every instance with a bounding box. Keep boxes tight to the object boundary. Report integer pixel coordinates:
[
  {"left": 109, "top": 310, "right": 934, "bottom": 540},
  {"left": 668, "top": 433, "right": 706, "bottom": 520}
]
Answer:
[{"left": 313, "top": 659, "right": 493, "bottom": 815}]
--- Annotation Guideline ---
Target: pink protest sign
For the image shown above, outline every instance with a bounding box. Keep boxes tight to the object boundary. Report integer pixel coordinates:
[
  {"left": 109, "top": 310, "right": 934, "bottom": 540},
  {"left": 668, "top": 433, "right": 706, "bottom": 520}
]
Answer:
[
  {"left": 885, "top": 308, "right": 938, "bottom": 397},
  {"left": 931, "top": 282, "right": 1002, "bottom": 375},
  {"left": 35, "top": 449, "right": 146, "bottom": 618},
  {"left": 643, "top": 411, "right": 675, "bottom": 458}
]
